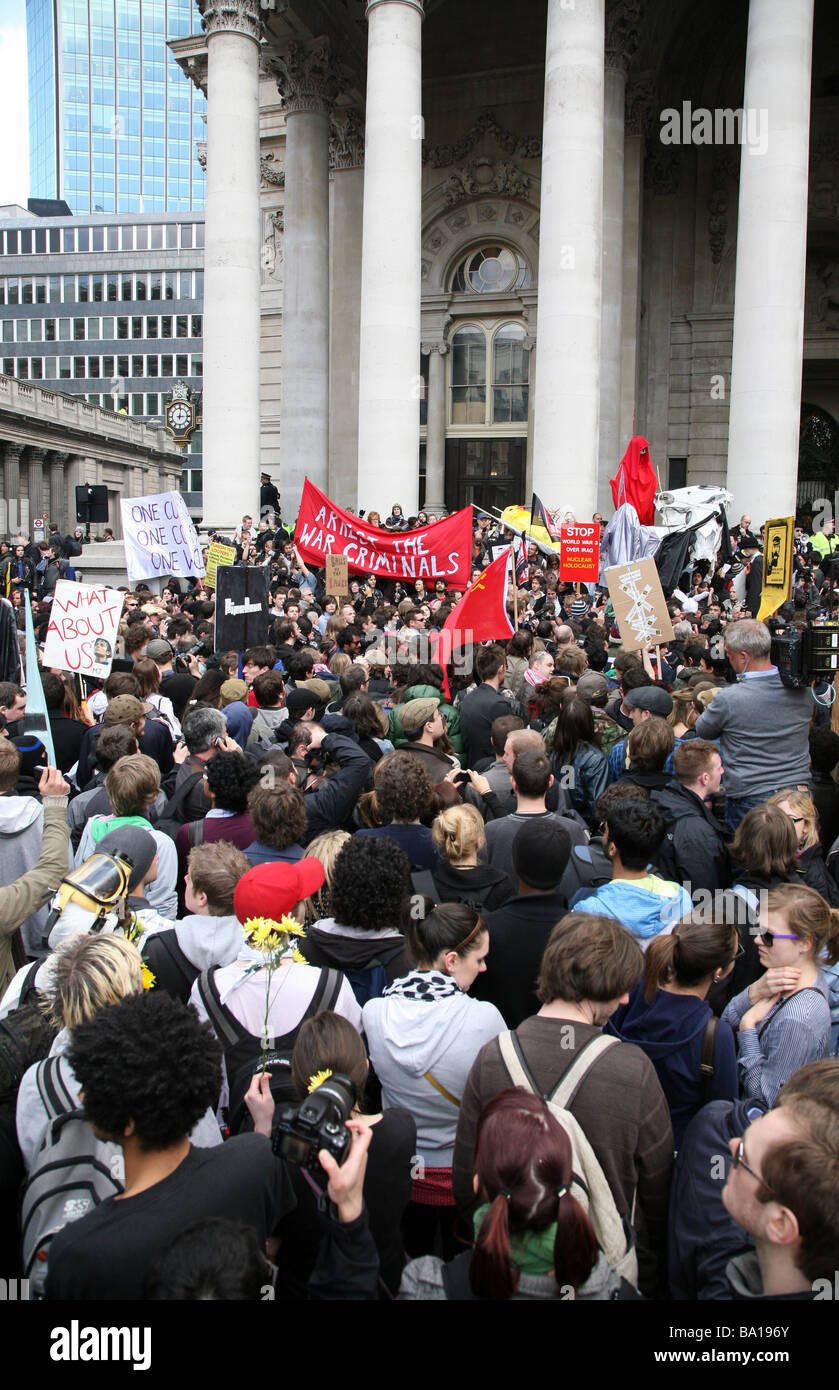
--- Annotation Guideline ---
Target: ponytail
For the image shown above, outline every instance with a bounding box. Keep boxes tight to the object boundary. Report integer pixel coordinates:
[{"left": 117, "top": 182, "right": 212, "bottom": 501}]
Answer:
[
  {"left": 470, "top": 1192, "right": 516, "bottom": 1301},
  {"left": 552, "top": 1186, "right": 599, "bottom": 1292},
  {"left": 645, "top": 915, "right": 738, "bottom": 1001}
]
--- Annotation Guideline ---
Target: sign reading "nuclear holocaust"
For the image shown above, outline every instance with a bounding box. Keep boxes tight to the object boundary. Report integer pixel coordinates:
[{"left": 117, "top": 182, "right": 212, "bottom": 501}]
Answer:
[{"left": 294, "top": 478, "right": 473, "bottom": 587}]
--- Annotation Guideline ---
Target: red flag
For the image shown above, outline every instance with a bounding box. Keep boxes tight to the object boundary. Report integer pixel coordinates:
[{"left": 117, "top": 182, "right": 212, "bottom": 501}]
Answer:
[
  {"left": 609, "top": 435, "right": 657, "bottom": 526},
  {"left": 429, "top": 551, "right": 514, "bottom": 691}
]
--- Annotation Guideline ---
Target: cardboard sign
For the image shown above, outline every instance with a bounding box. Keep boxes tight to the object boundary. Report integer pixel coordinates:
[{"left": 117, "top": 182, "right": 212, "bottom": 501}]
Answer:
[
  {"left": 757, "top": 516, "right": 794, "bottom": 622},
  {"left": 295, "top": 477, "right": 473, "bottom": 586},
  {"left": 214, "top": 567, "right": 269, "bottom": 652},
  {"left": 560, "top": 524, "right": 600, "bottom": 583},
  {"left": 42, "top": 580, "right": 122, "bottom": 678},
  {"left": 606, "top": 557, "right": 674, "bottom": 651},
  {"left": 204, "top": 541, "right": 236, "bottom": 591},
  {"left": 120, "top": 491, "right": 205, "bottom": 582},
  {"left": 325, "top": 553, "right": 349, "bottom": 598}
]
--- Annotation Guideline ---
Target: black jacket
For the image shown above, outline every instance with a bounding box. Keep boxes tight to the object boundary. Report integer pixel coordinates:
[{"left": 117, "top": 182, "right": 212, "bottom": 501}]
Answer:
[
  {"left": 651, "top": 782, "right": 730, "bottom": 895},
  {"left": 471, "top": 889, "right": 567, "bottom": 1027},
  {"left": 431, "top": 860, "right": 516, "bottom": 913},
  {"left": 458, "top": 683, "right": 518, "bottom": 766},
  {"left": 301, "top": 734, "right": 373, "bottom": 843},
  {"left": 76, "top": 715, "right": 174, "bottom": 790}
]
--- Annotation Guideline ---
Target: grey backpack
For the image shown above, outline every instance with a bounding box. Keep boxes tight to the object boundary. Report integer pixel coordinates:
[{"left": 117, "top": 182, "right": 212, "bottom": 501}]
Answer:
[{"left": 20, "top": 1056, "right": 124, "bottom": 1297}]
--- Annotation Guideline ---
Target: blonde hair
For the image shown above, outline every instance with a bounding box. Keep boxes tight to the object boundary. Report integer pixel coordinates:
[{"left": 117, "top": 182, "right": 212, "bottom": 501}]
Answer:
[
  {"left": 431, "top": 803, "right": 485, "bottom": 863},
  {"left": 768, "top": 788, "right": 820, "bottom": 852},
  {"left": 306, "top": 829, "right": 352, "bottom": 886},
  {"left": 764, "top": 882, "right": 839, "bottom": 965},
  {"left": 327, "top": 652, "right": 351, "bottom": 676},
  {"left": 45, "top": 933, "right": 143, "bottom": 1030}
]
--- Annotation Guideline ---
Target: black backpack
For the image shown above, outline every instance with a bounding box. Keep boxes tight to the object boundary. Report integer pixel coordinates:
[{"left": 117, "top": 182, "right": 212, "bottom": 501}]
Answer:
[
  {"left": 196, "top": 965, "right": 344, "bottom": 1134},
  {"left": 154, "top": 770, "right": 205, "bottom": 840},
  {"left": 0, "top": 964, "right": 55, "bottom": 1121},
  {"left": 140, "top": 931, "right": 199, "bottom": 1004}
]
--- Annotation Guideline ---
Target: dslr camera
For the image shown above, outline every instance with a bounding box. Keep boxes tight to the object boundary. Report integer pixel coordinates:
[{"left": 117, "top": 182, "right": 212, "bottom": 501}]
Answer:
[{"left": 272, "top": 1073, "right": 356, "bottom": 1186}]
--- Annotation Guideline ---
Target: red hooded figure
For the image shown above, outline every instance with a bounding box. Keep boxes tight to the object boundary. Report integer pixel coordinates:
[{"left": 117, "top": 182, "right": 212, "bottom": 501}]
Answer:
[{"left": 610, "top": 436, "right": 657, "bottom": 525}]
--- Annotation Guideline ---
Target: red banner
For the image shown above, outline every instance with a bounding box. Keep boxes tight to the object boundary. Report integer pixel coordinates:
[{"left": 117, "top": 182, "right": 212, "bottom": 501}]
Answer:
[
  {"left": 295, "top": 478, "right": 473, "bottom": 587},
  {"left": 559, "top": 524, "right": 600, "bottom": 582}
]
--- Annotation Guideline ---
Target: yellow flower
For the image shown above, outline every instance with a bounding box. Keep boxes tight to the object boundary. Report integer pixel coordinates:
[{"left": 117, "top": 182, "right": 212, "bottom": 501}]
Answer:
[
  {"left": 307, "top": 1069, "right": 333, "bottom": 1094},
  {"left": 291, "top": 946, "right": 307, "bottom": 964},
  {"left": 141, "top": 963, "right": 156, "bottom": 991}
]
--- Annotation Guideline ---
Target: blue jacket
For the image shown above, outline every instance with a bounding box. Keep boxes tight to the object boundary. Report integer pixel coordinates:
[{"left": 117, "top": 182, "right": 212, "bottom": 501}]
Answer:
[
  {"left": 573, "top": 875, "right": 693, "bottom": 942},
  {"left": 667, "top": 1097, "right": 765, "bottom": 1300},
  {"left": 554, "top": 742, "right": 608, "bottom": 824},
  {"left": 607, "top": 982, "right": 738, "bottom": 1148}
]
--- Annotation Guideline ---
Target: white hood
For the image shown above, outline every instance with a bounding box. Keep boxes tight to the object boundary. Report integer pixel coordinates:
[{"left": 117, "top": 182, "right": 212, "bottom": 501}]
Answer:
[
  {"left": 0, "top": 796, "right": 42, "bottom": 835},
  {"left": 175, "top": 913, "right": 244, "bottom": 971},
  {"left": 365, "top": 990, "right": 483, "bottom": 1077}
]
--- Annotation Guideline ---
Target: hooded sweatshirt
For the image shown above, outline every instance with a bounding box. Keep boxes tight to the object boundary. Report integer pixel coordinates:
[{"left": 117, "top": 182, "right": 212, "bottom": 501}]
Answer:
[
  {"left": 607, "top": 982, "right": 738, "bottom": 1148},
  {"left": 74, "top": 815, "right": 178, "bottom": 921},
  {"left": 574, "top": 875, "right": 692, "bottom": 945},
  {"left": 142, "top": 911, "right": 244, "bottom": 972},
  {"left": 0, "top": 795, "right": 56, "bottom": 957},
  {"left": 299, "top": 918, "right": 409, "bottom": 986},
  {"left": 363, "top": 978, "right": 505, "bottom": 1165}
]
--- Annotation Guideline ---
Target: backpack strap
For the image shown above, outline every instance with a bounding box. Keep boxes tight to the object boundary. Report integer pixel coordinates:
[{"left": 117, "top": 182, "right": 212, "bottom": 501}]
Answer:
[
  {"left": 159, "top": 769, "right": 204, "bottom": 823},
  {"left": 699, "top": 1015, "right": 718, "bottom": 1104},
  {"left": 35, "top": 1055, "right": 75, "bottom": 1123},
  {"left": 424, "top": 1070, "right": 461, "bottom": 1107},
  {"left": 187, "top": 818, "right": 205, "bottom": 848},
  {"left": 142, "top": 931, "right": 197, "bottom": 997},
  {"left": 306, "top": 967, "right": 344, "bottom": 1018},
  {"left": 497, "top": 1030, "right": 544, "bottom": 1097},
  {"left": 196, "top": 968, "right": 253, "bottom": 1050},
  {"left": 410, "top": 869, "right": 438, "bottom": 904},
  {"left": 550, "top": 1035, "right": 618, "bottom": 1111},
  {"left": 756, "top": 987, "right": 822, "bottom": 1041},
  {"left": 18, "top": 960, "right": 42, "bottom": 1008}
]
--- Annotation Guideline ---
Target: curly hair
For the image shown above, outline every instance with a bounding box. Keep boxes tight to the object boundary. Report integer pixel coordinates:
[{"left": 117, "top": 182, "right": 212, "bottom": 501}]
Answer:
[
  {"left": 145, "top": 1219, "right": 271, "bottom": 1300},
  {"left": 247, "top": 780, "right": 307, "bottom": 849},
  {"left": 329, "top": 835, "right": 411, "bottom": 931},
  {"left": 374, "top": 750, "right": 432, "bottom": 823},
  {"left": 67, "top": 992, "right": 223, "bottom": 1150},
  {"left": 205, "top": 750, "right": 261, "bottom": 813}
]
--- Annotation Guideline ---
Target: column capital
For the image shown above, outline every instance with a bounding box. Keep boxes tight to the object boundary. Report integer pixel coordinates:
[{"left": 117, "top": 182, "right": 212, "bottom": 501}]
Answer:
[
  {"left": 45, "top": 449, "right": 68, "bottom": 467},
  {"left": 26, "top": 445, "right": 47, "bottom": 462},
  {"left": 197, "top": 0, "right": 262, "bottom": 42},
  {"left": 273, "top": 38, "right": 342, "bottom": 117},
  {"left": 330, "top": 109, "right": 365, "bottom": 171},
  {"left": 420, "top": 340, "right": 448, "bottom": 356},
  {"left": 366, "top": 0, "right": 424, "bottom": 16},
  {"left": 3, "top": 441, "right": 23, "bottom": 461},
  {"left": 605, "top": 0, "right": 641, "bottom": 74}
]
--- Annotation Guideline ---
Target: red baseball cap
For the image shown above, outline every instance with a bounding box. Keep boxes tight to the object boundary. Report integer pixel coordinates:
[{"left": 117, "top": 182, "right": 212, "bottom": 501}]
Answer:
[{"left": 234, "top": 859, "right": 325, "bottom": 924}]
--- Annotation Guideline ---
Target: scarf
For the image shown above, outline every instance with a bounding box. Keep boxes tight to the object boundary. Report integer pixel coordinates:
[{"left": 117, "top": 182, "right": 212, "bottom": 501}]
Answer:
[
  {"left": 383, "top": 969, "right": 461, "bottom": 1001},
  {"left": 472, "top": 1202, "right": 557, "bottom": 1276}
]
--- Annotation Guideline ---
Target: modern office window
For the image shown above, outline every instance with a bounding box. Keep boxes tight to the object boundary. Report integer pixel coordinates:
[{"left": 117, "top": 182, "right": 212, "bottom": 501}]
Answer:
[
  {"left": 73, "top": 318, "right": 85, "bottom": 340},
  {"left": 88, "top": 319, "right": 100, "bottom": 340},
  {"left": 74, "top": 356, "right": 85, "bottom": 377},
  {"left": 58, "top": 318, "right": 71, "bottom": 340},
  {"left": 132, "top": 354, "right": 143, "bottom": 376},
  {"left": 101, "top": 317, "right": 114, "bottom": 339},
  {"left": 117, "top": 355, "right": 129, "bottom": 378},
  {"left": 59, "top": 357, "right": 71, "bottom": 379},
  {"left": 15, "top": 321, "right": 27, "bottom": 342},
  {"left": 147, "top": 356, "right": 159, "bottom": 377},
  {"left": 31, "top": 359, "right": 43, "bottom": 379},
  {"left": 161, "top": 354, "right": 173, "bottom": 376},
  {"left": 191, "top": 315, "right": 202, "bottom": 337},
  {"left": 44, "top": 320, "right": 56, "bottom": 341},
  {"left": 176, "top": 353, "right": 188, "bottom": 376},
  {"left": 132, "top": 316, "right": 143, "bottom": 339},
  {"left": 117, "top": 317, "right": 129, "bottom": 339},
  {"left": 131, "top": 393, "right": 144, "bottom": 415},
  {"left": 176, "top": 315, "right": 188, "bottom": 337},
  {"left": 30, "top": 320, "right": 42, "bottom": 341},
  {"left": 147, "top": 316, "right": 159, "bottom": 338}
]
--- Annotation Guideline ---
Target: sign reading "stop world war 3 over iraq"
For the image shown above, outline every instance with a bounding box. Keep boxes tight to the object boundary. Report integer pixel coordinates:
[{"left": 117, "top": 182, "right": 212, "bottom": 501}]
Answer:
[{"left": 120, "top": 491, "right": 205, "bottom": 583}]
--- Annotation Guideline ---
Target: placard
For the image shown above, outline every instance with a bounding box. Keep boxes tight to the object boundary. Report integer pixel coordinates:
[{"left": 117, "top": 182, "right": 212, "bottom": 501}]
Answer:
[
  {"left": 560, "top": 524, "right": 600, "bottom": 583},
  {"left": 295, "top": 477, "right": 472, "bottom": 586},
  {"left": 214, "top": 566, "right": 269, "bottom": 652},
  {"left": 605, "top": 557, "right": 674, "bottom": 651},
  {"left": 325, "top": 553, "right": 349, "bottom": 598},
  {"left": 120, "top": 491, "right": 205, "bottom": 582},
  {"left": 757, "top": 516, "right": 794, "bottom": 623},
  {"left": 42, "top": 580, "right": 122, "bottom": 678},
  {"left": 204, "top": 541, "right": 236, "bottom": 590}
]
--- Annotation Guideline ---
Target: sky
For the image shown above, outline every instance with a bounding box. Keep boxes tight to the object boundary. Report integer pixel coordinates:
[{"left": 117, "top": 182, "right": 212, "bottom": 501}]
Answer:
[{"left": 0, "top": 0, "right": 30, "bottom": 208}]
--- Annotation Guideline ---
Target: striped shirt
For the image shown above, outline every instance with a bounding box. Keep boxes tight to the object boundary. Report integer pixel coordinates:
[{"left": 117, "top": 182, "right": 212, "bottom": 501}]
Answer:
[{"left": 722, "top": 974, "right": 831, "bottom": 1107}]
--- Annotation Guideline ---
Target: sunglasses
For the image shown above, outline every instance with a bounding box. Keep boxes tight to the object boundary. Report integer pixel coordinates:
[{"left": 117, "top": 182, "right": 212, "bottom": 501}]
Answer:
[
  {"left": 757, "top": 929, "right": 798, "bottom": 948},
  {"left": 731, "top": 1138, "right": 773, "bottom": 1194}
]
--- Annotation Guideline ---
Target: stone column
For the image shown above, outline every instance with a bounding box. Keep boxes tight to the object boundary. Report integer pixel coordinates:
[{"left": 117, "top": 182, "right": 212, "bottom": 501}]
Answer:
[
  {"left": 27, "top": 446, "right": 46, "bottom": 525},
  {"left": 2, "top": 442, "right": 22, "bottom": 537},
  {"left": 422, "top": 342, "right": 447, "bottom": 512},
  {"left": 329, "top": 111, "right": 365, "bottom": 511},
  {"left": 357, "top": 0, "right": 424, "bottom": 515},
  {"left": 620, "top": 85, "right": 646, "bottom": 450},
  {"left": 197, "top": 0, "right": 262, "bottom": 531},
  {"left": 274, "top": 41, "right": 339, "bottom": 516},
  {"left": 533, "top": 0, "right": 605, "bottom": 521},
  {"left": 727, "top": 0, "right": 814, "bottom": 524},
  {"left": 46, "top": 450, "right": 67, "bottom": 531}
]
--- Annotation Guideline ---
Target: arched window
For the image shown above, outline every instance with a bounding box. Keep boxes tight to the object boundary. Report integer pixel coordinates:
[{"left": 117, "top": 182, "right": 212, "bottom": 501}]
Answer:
[
  {"left": 451, "top": 245, "right": 531, "bottom": 294},
  {"left": 449, "top": 321, "right": 529, "bottom": 427}
]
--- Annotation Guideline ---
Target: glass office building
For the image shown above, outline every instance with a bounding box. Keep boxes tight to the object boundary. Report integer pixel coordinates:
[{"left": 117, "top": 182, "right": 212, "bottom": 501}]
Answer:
[{"left": 26, "top": 0, "right": 206, "bottom": 215}]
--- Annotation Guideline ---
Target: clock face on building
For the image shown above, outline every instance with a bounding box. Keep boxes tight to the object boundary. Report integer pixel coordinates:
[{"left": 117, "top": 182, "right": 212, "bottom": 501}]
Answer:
[{"left": 168, "top": 402, "right": 192, "bottom": 431}]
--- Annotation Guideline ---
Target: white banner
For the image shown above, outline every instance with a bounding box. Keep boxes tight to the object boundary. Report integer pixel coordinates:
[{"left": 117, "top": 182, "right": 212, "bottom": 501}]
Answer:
[
  {"left": 120, "top": 491, "right": 205, "bottom": 583},
  {"left": 42, "top": 580, "right": 123, "bottom": 679}
]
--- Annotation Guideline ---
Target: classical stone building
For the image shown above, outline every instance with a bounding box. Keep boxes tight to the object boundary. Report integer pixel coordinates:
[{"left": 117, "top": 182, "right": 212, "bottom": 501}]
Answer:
[{"left": 172, "top": 0, "right": 839, "bottom": 531}]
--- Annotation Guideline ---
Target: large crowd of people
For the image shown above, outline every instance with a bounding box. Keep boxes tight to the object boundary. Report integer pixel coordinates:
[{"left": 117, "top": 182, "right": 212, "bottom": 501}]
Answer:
[{"left": 1, "top": 499, "right": 839, "bottom": 1305}]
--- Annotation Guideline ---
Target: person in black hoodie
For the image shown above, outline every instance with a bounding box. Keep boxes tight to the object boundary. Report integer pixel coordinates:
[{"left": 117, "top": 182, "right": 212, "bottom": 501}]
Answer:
[
  {"left": 607, "top": 916, "right": 740, "bottom": 1150},
  {"left": 430, "top": 804, "right": 514, "bottom": 913},
  {"left": 471, "top": 819, "right": 571, "bottom": 1027},
  {"left": 651, "top": 739, "right": 730, "bottom": 895},
  {"left": 300, "top": 834, "right": 412, "bottom": 1003}
]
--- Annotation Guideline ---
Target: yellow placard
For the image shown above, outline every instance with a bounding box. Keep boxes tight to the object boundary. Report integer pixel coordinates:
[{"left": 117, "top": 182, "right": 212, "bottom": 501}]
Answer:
[
  {"left": 204, "top": 541, "right": 236, "bottom": 590},
  {"left": 756, "top": 516, "right": 794, "bottom": 622}
]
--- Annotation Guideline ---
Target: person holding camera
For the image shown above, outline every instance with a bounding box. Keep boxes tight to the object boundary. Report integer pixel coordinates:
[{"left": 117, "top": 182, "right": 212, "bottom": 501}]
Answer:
[
  {"left": 694, "top": 618, "right": 812, "bottom": 833},
  {"left": 245, "top": 1012, "right": 416, "bottom": 1299}
]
